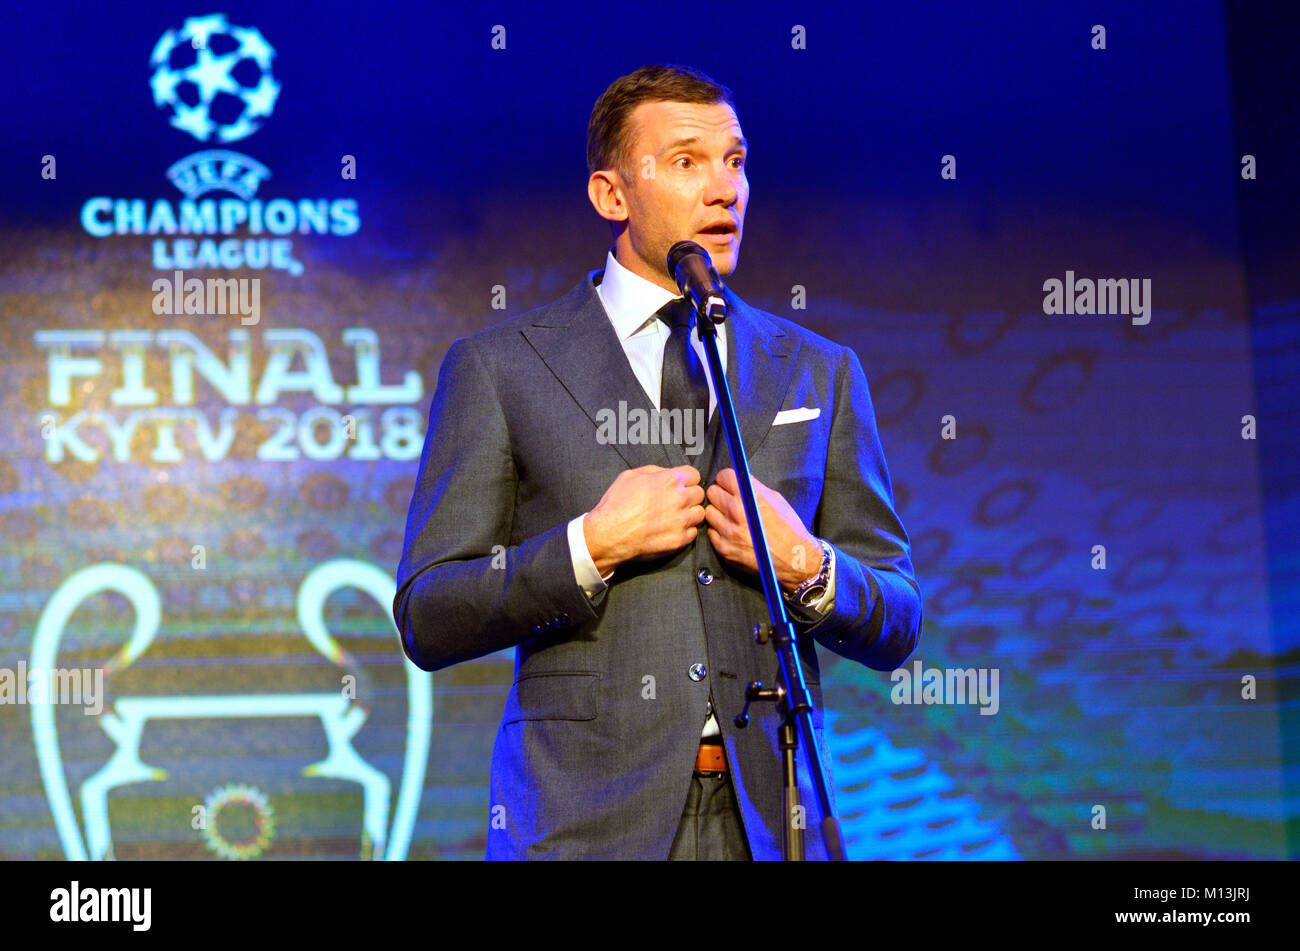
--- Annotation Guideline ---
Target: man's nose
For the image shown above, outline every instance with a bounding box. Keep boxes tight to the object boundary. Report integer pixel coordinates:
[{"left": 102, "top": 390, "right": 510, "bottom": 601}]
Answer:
[{"left": 704, "top": 161, "right": 738, "bottom": 205}]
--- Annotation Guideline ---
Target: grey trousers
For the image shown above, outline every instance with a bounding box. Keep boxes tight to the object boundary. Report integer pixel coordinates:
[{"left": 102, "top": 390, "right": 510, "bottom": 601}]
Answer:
[{"left": 667, "top": 770, "right": 754, "bottom": 861}]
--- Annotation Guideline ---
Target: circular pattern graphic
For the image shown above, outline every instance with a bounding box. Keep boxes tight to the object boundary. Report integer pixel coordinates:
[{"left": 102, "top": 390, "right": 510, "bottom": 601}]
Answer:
[
  {"left": 946, "top": 309, "right": 1018, "bottom": 355},
  {"left": 929, "top": 573, "right": 983, "bottom": 616},
  {"left": 219, "top": 475, "right": 268, "bottom": 511},
  {"left": 926, "top": 421, "right": 993, "bottom": 476},
  {"left": 300, "top": 472, "right": 350, "bottom": 511},
  {"left": 974, "top": 477, "right": 1037, "bottom": 526},
  {"left": 909, "top": 527, "right": 952, "bottom": 569},
  {"left": 1019, "top": 349, "right": 1096, "bottom": 414},
  {"left": 143, "top": 484, "right": 191, "bottom": 522},
  {"left": 201, "top": 783, "right": 276, "bottom": 860},
  {"left": 1205, "top": 506, "right": 1261, "bottom": 556},
  {"left": 1023, "top": 590, "right": 1080, "bottom": 631},
  {"left": 1112, "top": 548, "right": 1178, "bottom": 594},
  {"left": 871, "top": 369, "right": 926, "bottom": 427},
  {"left": 1008, "top": 537, "right": 1067, "bottom": 579},
  {"left": 1098, "top": 491, "right": 1163, "bottom": 535}
]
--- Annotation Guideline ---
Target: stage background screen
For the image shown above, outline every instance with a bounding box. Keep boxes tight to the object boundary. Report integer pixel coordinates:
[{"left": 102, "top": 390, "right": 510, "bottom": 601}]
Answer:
[{"left": 0, "top": 0, "right": 1295, "bottom": 860}]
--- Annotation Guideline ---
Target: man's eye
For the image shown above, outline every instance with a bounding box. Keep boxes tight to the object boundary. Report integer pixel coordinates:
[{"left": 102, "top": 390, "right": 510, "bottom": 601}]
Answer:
[
  {"left": 674, "top": 156, "right": 692, "bottom": 168},
  {"left": 730, "top": 156, "right": 746, "bottom": 169}
]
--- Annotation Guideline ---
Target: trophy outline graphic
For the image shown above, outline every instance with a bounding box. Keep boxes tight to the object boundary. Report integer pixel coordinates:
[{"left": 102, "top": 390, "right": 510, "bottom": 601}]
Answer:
[{"left": 31, "top": 560, "right": 432, "bottom": 860}]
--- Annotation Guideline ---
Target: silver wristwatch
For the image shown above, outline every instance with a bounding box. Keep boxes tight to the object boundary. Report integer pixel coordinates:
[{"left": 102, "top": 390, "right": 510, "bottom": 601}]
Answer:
[{"left": 787, "top": 538, "right": 832, "bottom": 607}]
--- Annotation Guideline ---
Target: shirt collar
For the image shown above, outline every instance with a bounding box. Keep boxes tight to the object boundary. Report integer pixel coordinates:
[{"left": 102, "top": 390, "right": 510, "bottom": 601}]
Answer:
[{"left": 596, "top": 248, "right": 683, "bottom": 341}]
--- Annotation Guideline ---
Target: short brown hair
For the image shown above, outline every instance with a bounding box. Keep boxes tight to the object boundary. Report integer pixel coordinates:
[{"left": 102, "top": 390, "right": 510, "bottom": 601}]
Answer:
[{"left": 586, "top": 64, "right": 736, "bottom": 181}]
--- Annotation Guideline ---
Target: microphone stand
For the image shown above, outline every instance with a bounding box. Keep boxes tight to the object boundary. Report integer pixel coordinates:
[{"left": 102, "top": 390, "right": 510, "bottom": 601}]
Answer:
[{"left": 692, "top": 293, "right": 846, "bottom": 862}]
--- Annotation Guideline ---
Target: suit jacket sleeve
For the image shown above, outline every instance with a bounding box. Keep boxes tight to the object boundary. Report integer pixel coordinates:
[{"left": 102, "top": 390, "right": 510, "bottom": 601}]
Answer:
[
  {"left": 392, "top": 336, "right": 599, "bottom": 671},
  {"left": 796, "top": 345, "right": 923, "bottom": 671}
]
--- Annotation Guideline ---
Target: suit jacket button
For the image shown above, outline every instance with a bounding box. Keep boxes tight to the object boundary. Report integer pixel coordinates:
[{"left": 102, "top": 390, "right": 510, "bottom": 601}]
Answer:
[
  {"left": 689, "top": 663, "right": 707, "bottom": 682},
  {"left": 696, "top": 567, "right": 713, "bottom": 585},
  {"left": 531, "top": 624, "right": 541, "bottom": 636}
]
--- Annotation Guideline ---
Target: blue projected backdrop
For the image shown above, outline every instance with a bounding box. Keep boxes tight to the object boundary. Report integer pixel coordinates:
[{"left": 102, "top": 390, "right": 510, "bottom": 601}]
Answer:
[{"left": 0, "top": 1, "right": 1292, "bottom": 860}]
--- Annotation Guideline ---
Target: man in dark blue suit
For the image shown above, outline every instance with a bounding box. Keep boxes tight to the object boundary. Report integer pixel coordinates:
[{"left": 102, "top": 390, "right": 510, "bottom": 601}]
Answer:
[{"left": 394, "top": 64, "right": 922, "bottom": 859}]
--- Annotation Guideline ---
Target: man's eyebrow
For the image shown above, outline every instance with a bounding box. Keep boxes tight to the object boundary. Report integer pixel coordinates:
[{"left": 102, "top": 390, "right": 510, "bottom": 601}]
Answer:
[{"left": 659, "top": 135, "right": 748, "bottom": 153}]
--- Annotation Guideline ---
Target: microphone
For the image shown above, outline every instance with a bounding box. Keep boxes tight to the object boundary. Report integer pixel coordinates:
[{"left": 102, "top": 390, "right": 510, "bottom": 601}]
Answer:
[{"left": 666, "top": 241, "right": 728, "bottom": 323}]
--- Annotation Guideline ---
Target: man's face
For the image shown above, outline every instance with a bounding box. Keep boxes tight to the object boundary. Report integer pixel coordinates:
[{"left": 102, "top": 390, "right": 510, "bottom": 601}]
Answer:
[{"left": 613, "top": 100, "right": 748, "bottom": 288}]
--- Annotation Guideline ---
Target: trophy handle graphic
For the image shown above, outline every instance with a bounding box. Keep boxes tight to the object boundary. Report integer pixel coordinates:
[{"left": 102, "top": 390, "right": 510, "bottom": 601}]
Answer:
[
  {"left": 296, "top": 559, "right": 432, "bottom": 861},
  {"left": 32, "top": 560, "right": 433, "bottom": 861},
  {"left": 31, "top": 563, "right": 159, "bottom": 862}
]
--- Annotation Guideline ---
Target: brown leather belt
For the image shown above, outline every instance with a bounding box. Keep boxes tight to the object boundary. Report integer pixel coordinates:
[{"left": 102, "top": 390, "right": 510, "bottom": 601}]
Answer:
[{"left": 695, "top": 742, "right": 728, "bottom": 773}]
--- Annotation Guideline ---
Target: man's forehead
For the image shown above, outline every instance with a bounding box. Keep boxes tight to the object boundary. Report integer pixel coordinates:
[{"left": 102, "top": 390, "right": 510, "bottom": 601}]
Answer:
[{"left": 629, "top": 100, "right": 744, "bottom": 147}]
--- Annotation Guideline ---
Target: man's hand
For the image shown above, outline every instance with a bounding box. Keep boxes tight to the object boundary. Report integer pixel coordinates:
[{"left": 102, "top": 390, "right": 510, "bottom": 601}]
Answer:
[
  {"left": 583, "top": 465, "right": 707, "bottom": 576},
  {"left": 705, "top": 468, "right": 820, "bottom": 592}
]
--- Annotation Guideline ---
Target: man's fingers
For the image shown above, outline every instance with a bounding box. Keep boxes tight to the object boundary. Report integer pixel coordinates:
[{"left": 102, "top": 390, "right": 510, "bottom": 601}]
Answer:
[
  {"left": 718, "top": 482, "right": 749, "bottom": 522},
  {"left": 704, "top": 492, "right": 749, "bottom": 538},
  {"left": 707, "top": 524, "right": 754, "bottom": 568},
  {"left": 673, "top": 465, "right": 702, "bottom": 485},
  {"left": 715, "top": 467, "right": 770, "bottom": 499},
  {"left": 706, "top": 483, "right": 733, "bottom": 517}
]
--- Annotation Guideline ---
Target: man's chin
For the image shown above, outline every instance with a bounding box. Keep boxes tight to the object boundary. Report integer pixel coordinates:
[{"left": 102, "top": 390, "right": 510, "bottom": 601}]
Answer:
[
  {"left": 652, "top": 238, "right": 739, "bottom": 282},
  {"left": 699, "top": 241, "right": 739, "bottom": 277}
]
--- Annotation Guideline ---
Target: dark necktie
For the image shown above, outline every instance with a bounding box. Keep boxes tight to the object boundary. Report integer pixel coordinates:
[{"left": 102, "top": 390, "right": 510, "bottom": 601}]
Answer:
[{"left": 656, "top": 298, "right": 711, "bottom": 452}]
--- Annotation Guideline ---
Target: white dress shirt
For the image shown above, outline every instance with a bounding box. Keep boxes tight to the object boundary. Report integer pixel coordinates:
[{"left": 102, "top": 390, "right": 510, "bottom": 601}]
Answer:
[{"left": 566, "top": 248, "right": 834, "bottom": 738}]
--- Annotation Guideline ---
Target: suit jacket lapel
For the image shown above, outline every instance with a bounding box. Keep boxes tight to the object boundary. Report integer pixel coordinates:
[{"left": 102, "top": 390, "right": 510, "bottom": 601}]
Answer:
[
  {"left": 522, "top": 272, "right": 670, "bottom": 470},
  {"left": 722, "top": 286, "right": 801, "bottom": 467},
  {"left": 521, "top": 271, "right": 801, "bottom": 473}
]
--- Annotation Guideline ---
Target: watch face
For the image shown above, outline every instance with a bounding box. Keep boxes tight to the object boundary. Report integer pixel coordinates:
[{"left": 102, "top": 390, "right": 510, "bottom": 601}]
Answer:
[{"left": 798, "top": 584, "right": 826, "bottom": 606}]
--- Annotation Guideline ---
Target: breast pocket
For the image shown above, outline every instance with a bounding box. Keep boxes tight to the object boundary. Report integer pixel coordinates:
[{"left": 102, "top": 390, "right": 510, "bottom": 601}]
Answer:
[
  {"left": 754, "top": 420, "right": 827, "bottom": 527},
  {"left": 761, "top": 408, "right": 826, "bottom": 451},
  {"left": 501, "top": 671, "right": 600, "bottom": 724}
]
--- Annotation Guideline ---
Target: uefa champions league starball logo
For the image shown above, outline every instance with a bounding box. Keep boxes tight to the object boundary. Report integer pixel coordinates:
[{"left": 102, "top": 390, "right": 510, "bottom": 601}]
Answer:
[{"left": 149, "top": 14, "right": 280, "bottom": 144}]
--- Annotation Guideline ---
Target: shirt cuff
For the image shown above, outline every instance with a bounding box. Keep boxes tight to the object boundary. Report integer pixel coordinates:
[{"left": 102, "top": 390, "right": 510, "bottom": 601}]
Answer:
[{"left": 568, "top": 514, "right": 612, "bottom": 600}]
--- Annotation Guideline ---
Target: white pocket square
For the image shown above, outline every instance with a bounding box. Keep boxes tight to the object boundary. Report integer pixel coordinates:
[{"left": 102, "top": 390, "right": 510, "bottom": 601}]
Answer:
[{"left": 772, "top": 406, "right": 820, "bottom": 425}]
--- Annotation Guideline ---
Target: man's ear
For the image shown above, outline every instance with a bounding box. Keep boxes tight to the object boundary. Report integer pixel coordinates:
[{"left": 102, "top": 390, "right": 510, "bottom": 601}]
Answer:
[{"left": 587, "top": 169, "right": 630, "bottom": 225}]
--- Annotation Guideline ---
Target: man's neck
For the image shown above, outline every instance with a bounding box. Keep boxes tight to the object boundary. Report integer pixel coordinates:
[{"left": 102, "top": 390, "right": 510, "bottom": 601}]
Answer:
[{"left": 610, "top": 244, "right": 680, "bottom": 296}]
